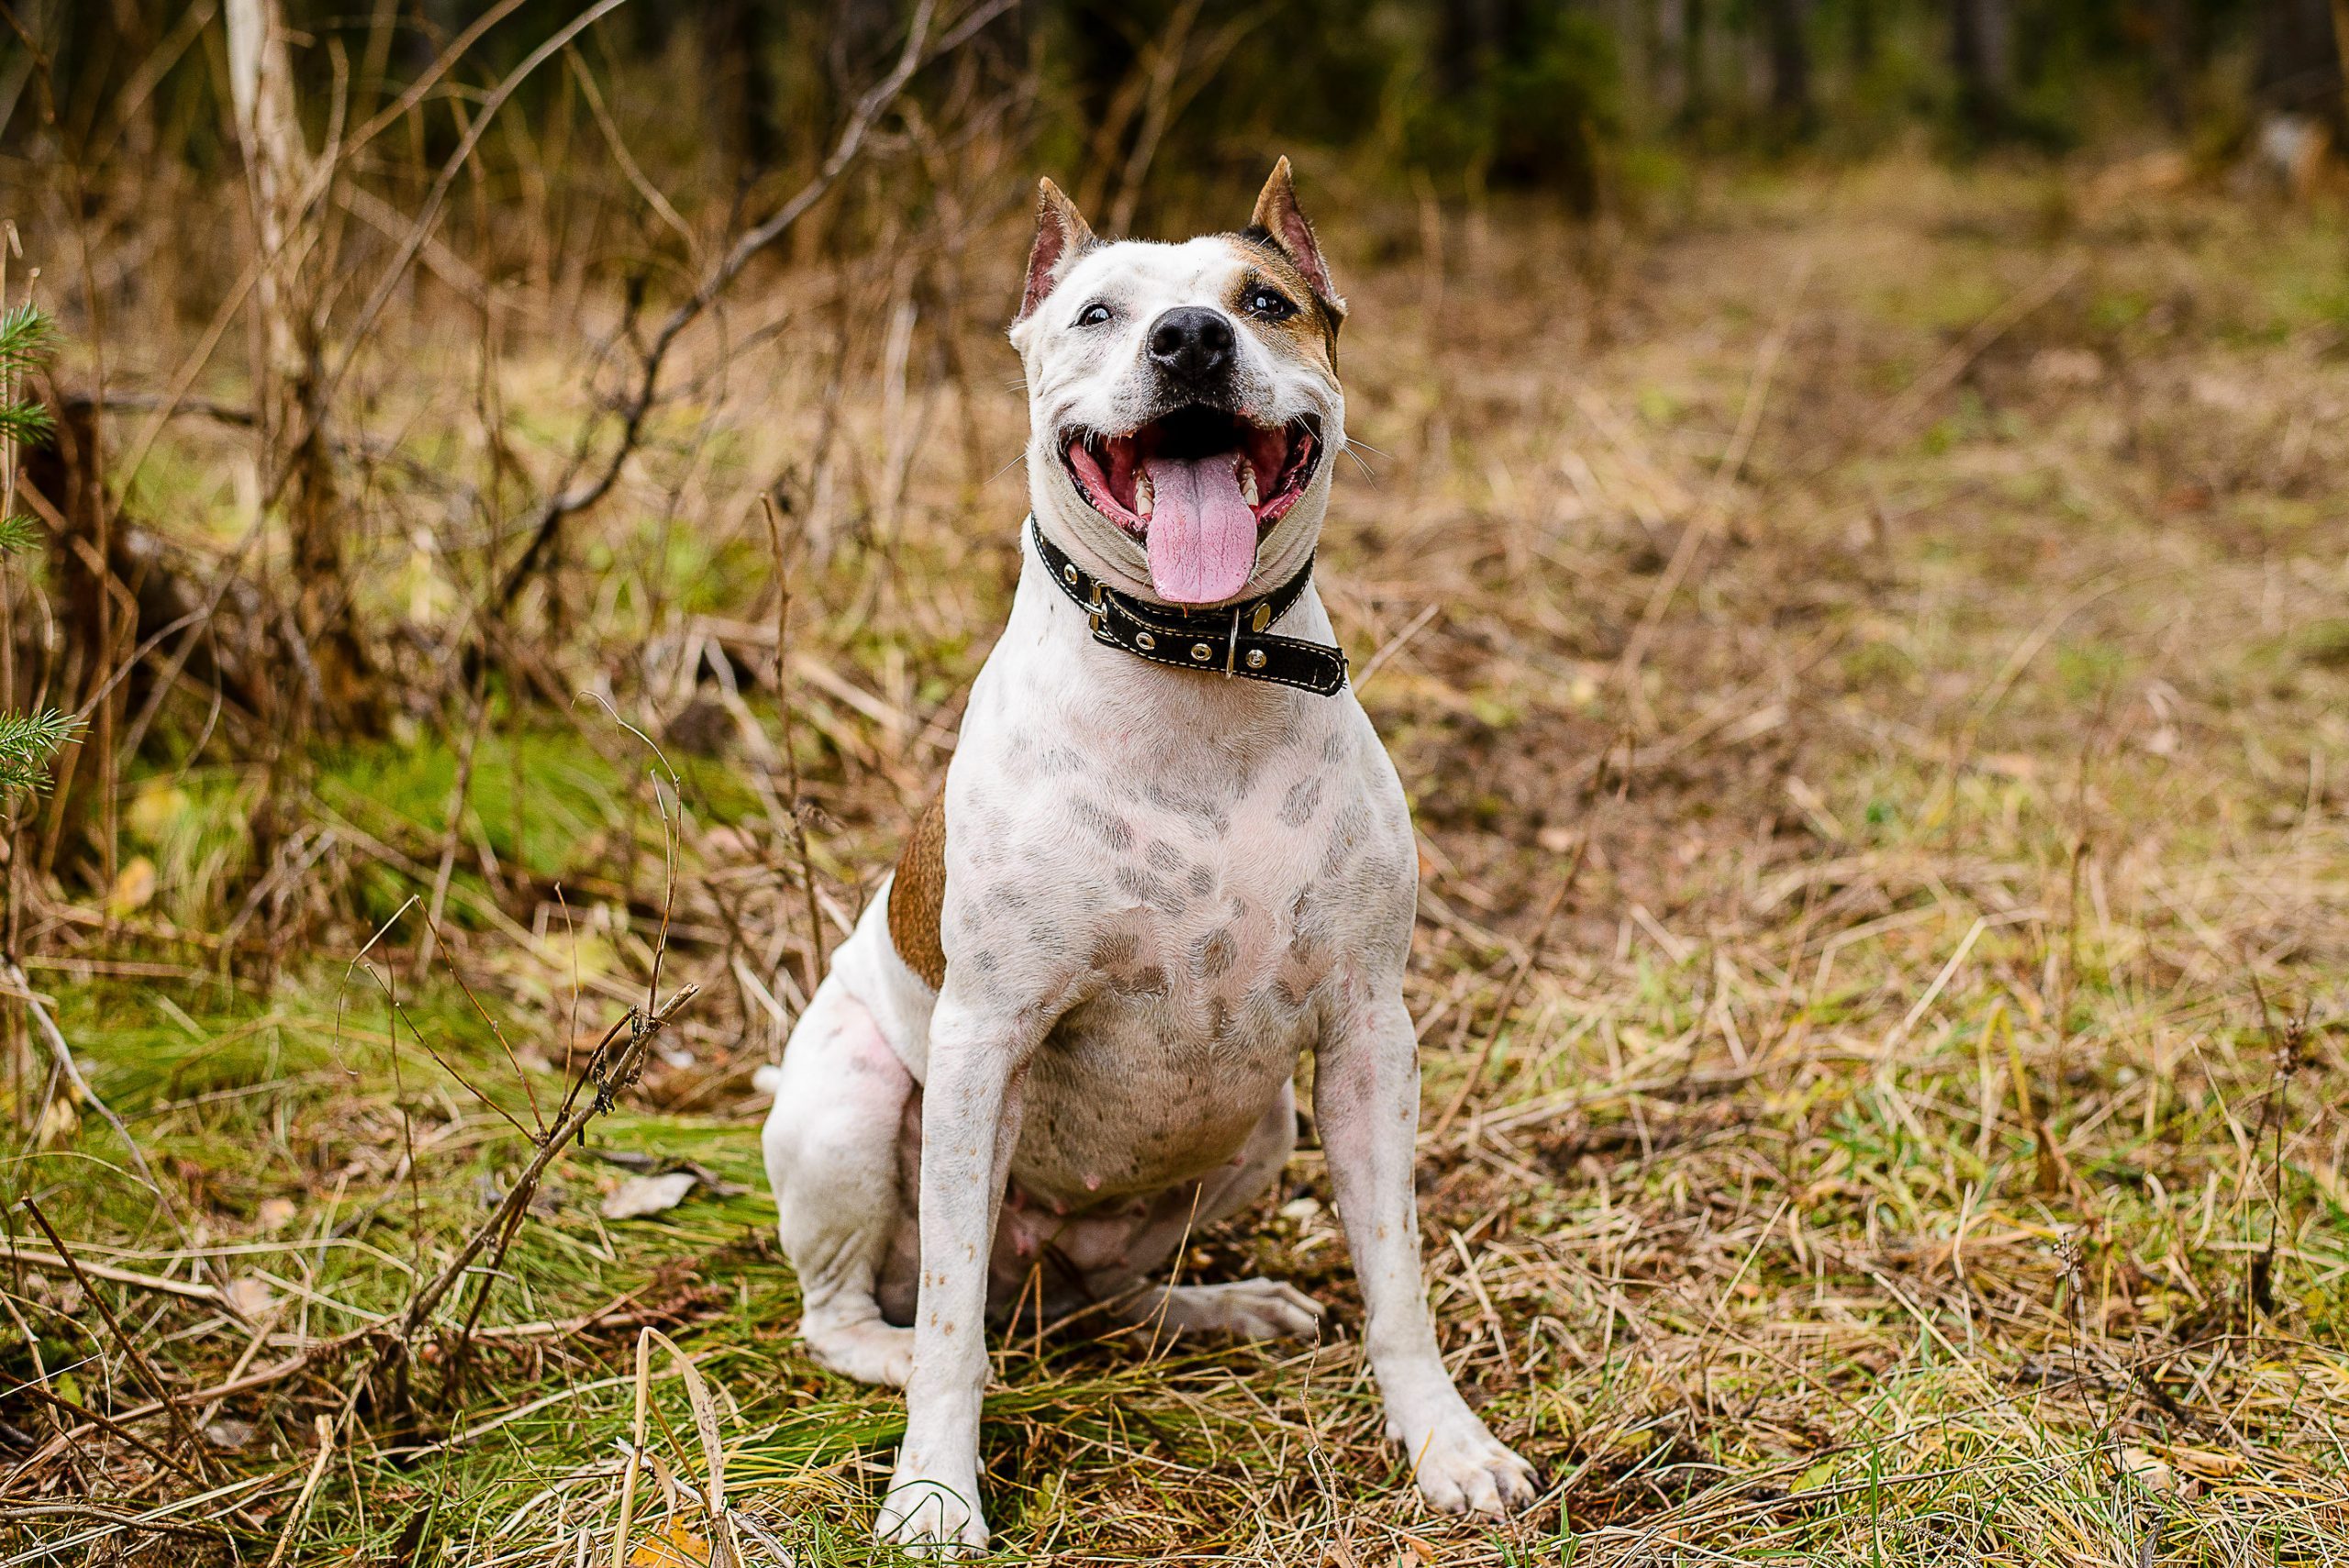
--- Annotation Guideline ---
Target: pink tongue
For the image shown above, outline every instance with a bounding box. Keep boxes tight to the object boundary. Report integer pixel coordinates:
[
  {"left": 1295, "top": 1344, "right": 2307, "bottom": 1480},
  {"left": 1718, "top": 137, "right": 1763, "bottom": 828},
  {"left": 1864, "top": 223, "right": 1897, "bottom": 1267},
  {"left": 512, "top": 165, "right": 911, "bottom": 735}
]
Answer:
[{"left": 1144, "top": 455, "right": 1258, "bottom": 605}]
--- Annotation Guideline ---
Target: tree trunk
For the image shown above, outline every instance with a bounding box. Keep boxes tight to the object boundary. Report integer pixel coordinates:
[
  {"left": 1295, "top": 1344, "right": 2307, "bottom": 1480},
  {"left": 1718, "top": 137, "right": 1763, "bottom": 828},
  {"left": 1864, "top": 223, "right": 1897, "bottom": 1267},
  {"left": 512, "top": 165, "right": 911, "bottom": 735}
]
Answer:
[
  {"left": 1641, "top": 0, "right": 1670, "bottom": 126},
  {"left": 1848, "top": 0, "right": 1876, "bottom": 78},
  {"left": 1949, "top": 0, "right": 2010, "bottom": 145},
  {"left": 1679, "top": 0, "right": 1710, "bottom": 128},
  {"left": 704, "top": 0, "right": 779, "bottom": 175},
  {"left": 1763, "top": 0, "right": 1810, "bottom": 134},
  {"left": 2148, "top": 0, "right": 2189, "bottom": 131},
  {"left": 227, "top": 0, "right": 378, "bottom": 736}
]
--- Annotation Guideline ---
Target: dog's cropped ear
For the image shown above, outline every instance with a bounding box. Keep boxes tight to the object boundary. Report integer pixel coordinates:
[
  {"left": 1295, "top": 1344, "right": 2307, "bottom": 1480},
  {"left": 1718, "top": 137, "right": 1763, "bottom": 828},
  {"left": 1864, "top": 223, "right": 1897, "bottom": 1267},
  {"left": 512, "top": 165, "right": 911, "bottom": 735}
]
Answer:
[
  {"left": 1249, "top": 157, "right": 1345, "bottom": 323},
  {"left": 1016, "top": 178, "right": 1097, "bottom": 324}
]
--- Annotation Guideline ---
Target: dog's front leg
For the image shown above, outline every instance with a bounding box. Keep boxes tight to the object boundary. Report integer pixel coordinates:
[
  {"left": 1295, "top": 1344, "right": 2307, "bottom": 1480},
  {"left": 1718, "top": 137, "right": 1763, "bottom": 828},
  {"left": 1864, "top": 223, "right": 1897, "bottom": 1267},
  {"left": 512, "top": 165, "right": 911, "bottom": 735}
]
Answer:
[
  {"left": 1316, "top": 983, "right": 1538, "bottom": 1515},
  {"left": 876, "top": 992, "right": 1038, "bottom": 1557}
]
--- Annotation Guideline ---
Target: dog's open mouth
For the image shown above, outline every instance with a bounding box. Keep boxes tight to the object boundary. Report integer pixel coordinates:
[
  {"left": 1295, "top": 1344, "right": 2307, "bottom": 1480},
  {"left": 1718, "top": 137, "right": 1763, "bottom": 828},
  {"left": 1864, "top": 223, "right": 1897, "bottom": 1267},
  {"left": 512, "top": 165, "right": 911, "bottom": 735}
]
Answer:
[{"left": 1061, "top": 406, "right": 1321, "bottom": 604}]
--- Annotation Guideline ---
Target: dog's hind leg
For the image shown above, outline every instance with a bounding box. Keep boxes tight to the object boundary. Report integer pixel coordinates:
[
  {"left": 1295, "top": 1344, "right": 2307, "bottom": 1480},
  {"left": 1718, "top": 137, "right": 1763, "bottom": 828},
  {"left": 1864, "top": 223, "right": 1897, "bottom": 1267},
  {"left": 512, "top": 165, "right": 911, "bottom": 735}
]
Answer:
[{"left": 762, "top": 980, "right": 918, "bottom": 1387}]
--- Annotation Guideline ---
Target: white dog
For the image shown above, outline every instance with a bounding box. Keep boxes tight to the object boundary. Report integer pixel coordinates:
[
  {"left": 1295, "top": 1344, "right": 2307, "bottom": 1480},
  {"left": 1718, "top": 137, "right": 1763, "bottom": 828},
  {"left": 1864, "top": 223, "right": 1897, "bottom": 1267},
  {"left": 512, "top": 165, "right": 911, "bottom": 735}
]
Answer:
[{"left": 761, "top": 161, "right": 1537, "bottom": 1554}]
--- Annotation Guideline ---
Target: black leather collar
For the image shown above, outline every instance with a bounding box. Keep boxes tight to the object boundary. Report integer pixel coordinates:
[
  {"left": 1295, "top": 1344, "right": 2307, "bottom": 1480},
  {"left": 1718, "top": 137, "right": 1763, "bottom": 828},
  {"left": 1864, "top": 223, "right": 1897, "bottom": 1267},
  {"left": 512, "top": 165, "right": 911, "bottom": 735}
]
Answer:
[{"left": 1030, "top": 517, "right": 1348, "bottom": 696}]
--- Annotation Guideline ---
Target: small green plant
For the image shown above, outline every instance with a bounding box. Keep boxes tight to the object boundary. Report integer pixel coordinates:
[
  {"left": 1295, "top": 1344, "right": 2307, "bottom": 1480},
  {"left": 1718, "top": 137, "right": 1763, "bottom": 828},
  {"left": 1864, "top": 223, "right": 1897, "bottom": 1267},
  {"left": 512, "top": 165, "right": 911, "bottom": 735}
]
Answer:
[{"left": 0, "top": 283, "right": 79, "bottom": 797}]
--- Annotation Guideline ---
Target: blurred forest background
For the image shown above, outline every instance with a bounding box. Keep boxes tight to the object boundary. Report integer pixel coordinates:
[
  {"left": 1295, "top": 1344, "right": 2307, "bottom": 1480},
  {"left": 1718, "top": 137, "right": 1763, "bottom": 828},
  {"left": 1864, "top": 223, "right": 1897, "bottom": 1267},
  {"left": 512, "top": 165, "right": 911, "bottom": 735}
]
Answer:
[
  {"left": 2, "top": 1, "right": 2347, "bottom": 1564},
  {"left": 16, "top": 0, "right": 2349, "bottom": 264},
  {"left": 0, "top": 0, "right": 2335, "bottom": 950}
]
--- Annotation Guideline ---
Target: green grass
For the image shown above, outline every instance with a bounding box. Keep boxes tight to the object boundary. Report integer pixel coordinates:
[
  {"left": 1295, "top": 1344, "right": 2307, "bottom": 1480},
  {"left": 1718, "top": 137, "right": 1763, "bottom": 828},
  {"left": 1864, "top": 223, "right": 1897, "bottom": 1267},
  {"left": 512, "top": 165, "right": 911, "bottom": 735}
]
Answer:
[{"left": 6, "top": 156, "right": 2349, "bottom": 1564}]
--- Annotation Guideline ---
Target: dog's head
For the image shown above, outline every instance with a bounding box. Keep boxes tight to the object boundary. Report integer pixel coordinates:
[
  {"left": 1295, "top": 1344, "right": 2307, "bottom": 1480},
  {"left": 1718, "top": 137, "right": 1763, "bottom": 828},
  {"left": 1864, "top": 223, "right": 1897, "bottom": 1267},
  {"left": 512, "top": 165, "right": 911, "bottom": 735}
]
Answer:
[{"left": 1010, "top": 160, "right": 1346, "bottom": 608}]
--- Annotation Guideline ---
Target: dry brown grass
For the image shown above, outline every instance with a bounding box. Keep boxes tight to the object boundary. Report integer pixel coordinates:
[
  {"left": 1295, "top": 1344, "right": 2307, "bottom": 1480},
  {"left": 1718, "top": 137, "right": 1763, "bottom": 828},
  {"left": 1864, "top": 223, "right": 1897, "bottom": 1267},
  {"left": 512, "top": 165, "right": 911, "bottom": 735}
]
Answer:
[{"left": 4, "top": 154, "right": 2347, "bottom": 1564}]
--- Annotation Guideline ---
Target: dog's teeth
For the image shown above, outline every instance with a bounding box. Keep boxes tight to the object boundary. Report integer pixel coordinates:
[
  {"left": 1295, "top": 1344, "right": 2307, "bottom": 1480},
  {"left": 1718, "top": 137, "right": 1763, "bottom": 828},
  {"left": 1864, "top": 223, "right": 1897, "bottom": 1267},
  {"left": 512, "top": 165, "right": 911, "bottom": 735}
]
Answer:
[
  {"left": 1136, "top": 472, "right": 1154, "bottom": 519},
  {"left": 1237, "top": 461, "right": 1259, "bottom": 507}
]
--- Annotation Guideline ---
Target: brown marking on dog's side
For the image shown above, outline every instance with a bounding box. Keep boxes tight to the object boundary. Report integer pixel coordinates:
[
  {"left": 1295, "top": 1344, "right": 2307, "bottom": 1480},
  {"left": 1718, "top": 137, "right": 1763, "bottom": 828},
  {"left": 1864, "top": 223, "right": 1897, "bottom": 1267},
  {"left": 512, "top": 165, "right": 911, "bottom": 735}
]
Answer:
[{"left": 889, "top": 792, "right": 949, "bottom": 989}]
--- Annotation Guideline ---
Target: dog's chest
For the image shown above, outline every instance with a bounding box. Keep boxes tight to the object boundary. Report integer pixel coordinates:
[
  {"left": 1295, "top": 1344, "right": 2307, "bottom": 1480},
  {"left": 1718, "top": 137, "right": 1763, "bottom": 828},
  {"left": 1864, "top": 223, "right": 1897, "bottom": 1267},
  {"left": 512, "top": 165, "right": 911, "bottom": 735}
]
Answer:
[
  {"left": 1075, "top": 767, "right": 1341, "bottom": 1034},
  {"left": 967, "top": 711, "right": 1413, "bottom": 1196},
  {"left": 930, "top": 570, "right": 1417, "bottom": 1197}
]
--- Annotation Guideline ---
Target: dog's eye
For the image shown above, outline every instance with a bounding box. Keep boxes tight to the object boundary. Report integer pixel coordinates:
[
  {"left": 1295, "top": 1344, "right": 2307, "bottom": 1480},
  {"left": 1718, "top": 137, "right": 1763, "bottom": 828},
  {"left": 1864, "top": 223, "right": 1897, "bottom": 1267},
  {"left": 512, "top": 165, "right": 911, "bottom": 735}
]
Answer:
[
  {"left": 1243, "top": 286, "right": 1296, "bottom": 320},
  {"left": 1074, "top": 301, "right": 1114, "bottom": 328}
]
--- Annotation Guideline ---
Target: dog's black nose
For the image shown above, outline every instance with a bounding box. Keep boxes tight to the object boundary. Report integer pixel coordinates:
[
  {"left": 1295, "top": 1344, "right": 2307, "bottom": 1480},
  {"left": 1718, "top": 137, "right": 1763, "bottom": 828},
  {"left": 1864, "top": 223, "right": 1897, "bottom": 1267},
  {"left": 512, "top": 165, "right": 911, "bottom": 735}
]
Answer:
[{"left": 1147, "top": 306, "right": 1235, "bottom": 384}]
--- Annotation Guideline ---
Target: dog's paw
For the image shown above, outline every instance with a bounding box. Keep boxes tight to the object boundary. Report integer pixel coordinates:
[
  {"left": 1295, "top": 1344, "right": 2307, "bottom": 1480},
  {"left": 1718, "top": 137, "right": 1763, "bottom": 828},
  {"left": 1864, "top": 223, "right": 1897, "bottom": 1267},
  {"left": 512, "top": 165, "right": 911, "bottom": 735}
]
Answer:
[
  {"left": 1393, "top": 1407, "right": 1539, "bottom": 1516},
  {"left": 876, "top": 1468, "right": 987, "bottom": 1559},
  {"left": 1149, "top": 1277, "right": 1326, "bottom": 1340},
  {"left": 803, "top": 1317, "right": 915, "bottom": 1388}
]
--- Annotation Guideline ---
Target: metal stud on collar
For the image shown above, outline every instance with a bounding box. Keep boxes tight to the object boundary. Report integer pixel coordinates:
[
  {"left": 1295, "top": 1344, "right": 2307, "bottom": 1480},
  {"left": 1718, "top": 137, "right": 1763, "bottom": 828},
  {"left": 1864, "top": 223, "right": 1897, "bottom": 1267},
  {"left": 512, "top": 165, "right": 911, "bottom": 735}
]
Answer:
[
  {"left": 1135, "top": 631, "right": 1156, "bottom": 651},
  {"left": 1190, "top": 642, "right": 1213, "bottom": 662}
]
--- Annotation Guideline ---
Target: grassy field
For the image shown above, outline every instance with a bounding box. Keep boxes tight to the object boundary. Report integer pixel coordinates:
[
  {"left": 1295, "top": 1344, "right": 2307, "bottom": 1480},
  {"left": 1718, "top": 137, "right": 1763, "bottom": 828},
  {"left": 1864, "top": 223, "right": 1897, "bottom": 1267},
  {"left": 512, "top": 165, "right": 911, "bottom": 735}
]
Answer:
[{"left": 5, "top": 156, "right": 2348, "bottom": 1565}]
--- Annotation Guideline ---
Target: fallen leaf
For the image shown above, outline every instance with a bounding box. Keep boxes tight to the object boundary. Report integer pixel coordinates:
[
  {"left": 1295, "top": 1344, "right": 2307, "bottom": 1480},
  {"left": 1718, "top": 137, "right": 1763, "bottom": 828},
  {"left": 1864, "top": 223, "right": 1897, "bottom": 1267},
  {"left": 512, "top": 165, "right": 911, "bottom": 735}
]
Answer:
[
  {"left": 35, "top": 1095, "right": 79, "bottom": 1146},
  {"left": 126, "top": 781, "right": 190, "bottom": 845},
  {"left": 256, "top": 1197, "right": 297, "bottom": 1233},
  {"left": 2161, "top": 1443, "right": 2247, "bottom": 1479},
  {"left": 627, "top": 1519, "right": 709, "bottom": 1567},
  {"left": 205, "top": 1418, "right": 256, "bottom": 1451},
  {"left": 225, "top": 1275, "right": 277, "bottom": 1317},
  {"left": 2121, "top": 1446, "right": 2175, "bottom": 1492},
  {"left": 108, "top": 856, "right": 157, "bottom": 915},
  {"left": 1398, "top": 1534, "right": 1438, "bottom": 1564},
  {"left": 600, "top": 1171, "right": 698, "bottom": 1220}
]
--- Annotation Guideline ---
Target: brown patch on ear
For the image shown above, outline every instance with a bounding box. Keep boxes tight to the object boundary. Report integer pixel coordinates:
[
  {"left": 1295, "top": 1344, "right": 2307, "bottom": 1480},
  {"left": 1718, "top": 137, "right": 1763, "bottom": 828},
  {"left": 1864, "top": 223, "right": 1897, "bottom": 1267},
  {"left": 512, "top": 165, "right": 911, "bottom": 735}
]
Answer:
[
  {"left": 1249, "top": 157, "right": 1344, "bottom": 321},
  {"left": 1017, "top": 178, "right": 1097, "bottom": 324},
  {"left": 887, "top": 792, "right": 948, "bottom": 989}
]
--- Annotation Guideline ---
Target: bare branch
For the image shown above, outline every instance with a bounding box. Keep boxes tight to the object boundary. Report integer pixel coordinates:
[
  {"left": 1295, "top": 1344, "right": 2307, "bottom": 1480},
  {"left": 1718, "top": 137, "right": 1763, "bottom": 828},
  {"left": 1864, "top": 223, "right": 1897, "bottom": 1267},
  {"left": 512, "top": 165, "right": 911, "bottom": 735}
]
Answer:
[{"left": 495, "top": 0, "right": 1016, "bottom": 612}]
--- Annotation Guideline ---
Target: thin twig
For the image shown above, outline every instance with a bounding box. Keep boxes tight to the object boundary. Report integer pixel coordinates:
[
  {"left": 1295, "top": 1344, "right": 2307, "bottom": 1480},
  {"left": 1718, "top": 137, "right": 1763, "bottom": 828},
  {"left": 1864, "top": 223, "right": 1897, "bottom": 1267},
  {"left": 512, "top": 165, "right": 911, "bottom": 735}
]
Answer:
[
  {"left": 379, "top": 984, "right": 699, "bottom": 1366},
  {"left": 1431, "top": 848, "right": 1584, "bottom": 1140},
  {"left": 260, "top": 1415, "right": 337, "bottom": 1568},
  {"left": 8, "top": 1380, "right": 208, "bottom": 1488},
  {"left": 495, "top": 0, "right": 1013, "bottom": 610},
  {"left": 5, "top": 962, "right": 191, "bottom": 1241},
  {"left": 18, "top": 1197, "right": 211, "bottom": 1479},
  {"left": 762, "top": 493, "right": 827, "bottom": 1006}
]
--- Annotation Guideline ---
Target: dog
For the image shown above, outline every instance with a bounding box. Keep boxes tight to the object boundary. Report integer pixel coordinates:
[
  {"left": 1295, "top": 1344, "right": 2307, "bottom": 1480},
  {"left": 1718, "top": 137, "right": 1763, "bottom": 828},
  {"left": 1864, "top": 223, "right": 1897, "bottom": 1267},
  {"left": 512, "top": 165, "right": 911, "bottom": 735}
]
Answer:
[{"left": 761, "top": 160, "right": 1537, "bottom": 1554}]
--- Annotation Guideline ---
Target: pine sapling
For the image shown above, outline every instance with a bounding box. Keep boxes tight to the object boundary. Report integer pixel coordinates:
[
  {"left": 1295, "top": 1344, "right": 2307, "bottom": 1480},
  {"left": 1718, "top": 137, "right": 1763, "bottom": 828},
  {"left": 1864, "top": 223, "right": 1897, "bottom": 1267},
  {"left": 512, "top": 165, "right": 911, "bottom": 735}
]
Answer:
[{"left": 0, "top": 286, "right": 79, "bottom": 799}]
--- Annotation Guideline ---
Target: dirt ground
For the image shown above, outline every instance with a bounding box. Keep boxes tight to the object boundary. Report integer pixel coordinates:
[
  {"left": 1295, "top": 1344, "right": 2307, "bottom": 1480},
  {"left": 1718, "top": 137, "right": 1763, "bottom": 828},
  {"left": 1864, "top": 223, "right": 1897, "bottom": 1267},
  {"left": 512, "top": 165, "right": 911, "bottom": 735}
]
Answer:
[{"left": 5, "top": 154, "right": 2347, "bottom": 1564}]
